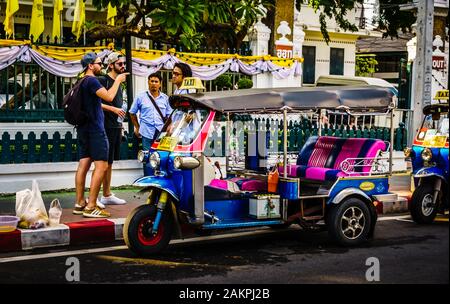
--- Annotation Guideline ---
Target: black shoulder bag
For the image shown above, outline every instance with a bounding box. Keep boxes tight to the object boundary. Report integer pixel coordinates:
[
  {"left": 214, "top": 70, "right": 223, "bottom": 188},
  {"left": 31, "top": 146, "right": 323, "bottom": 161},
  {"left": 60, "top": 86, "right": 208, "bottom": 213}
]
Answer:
[{"left": 146, "top": 92, "right": 168, "bottom": 141}]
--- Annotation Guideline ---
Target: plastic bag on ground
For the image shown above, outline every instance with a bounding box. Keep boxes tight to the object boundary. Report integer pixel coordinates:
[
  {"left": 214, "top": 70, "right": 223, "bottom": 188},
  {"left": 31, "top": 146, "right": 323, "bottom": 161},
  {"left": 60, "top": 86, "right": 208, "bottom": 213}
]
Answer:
[
  {"left": 15, "top": 180, "right": 49, "bottom": 229},
  {"left": 48, "top": 199, "right": 63, "bottom": 227}
]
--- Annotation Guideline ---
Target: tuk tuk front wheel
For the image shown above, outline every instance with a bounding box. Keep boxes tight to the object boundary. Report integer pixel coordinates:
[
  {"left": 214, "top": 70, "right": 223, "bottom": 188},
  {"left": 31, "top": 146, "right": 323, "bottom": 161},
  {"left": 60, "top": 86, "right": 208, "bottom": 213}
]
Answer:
[
  {"left": 124, "top": 204, "right": 173, "bottom": 256},
  {"left": 327, "top": 198, "right": 372, "bottom": 246},
  {"left": 410, "top": 185, "right": 438, "bottom": 224}
]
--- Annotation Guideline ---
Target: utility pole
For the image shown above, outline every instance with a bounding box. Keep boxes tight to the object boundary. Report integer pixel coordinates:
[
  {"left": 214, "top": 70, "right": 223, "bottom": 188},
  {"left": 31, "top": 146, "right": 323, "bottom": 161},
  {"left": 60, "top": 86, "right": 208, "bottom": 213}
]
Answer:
[{"left": 410, "top": 0, "right": 434, "bottom": 144}]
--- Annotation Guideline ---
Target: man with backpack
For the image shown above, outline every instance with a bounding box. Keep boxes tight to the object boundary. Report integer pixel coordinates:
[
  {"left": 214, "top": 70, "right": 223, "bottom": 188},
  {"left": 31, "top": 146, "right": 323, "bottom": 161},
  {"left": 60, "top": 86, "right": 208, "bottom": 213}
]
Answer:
[
  {"left": 72, "top": 52, "right": 128, "bottom": 218},
  {"left": 97, "top": 52, "right": 128, "bottom": 206}
]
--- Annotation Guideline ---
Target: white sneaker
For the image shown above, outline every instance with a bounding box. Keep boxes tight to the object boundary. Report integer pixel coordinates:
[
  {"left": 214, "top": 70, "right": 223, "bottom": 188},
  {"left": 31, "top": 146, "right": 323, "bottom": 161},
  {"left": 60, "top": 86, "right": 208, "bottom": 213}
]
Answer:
[
  {"left": 100, "top": 193, "right": 127, "bottom": 205},
  {"left": 96, "top": 199, "right": 106, "bottom": 209}
]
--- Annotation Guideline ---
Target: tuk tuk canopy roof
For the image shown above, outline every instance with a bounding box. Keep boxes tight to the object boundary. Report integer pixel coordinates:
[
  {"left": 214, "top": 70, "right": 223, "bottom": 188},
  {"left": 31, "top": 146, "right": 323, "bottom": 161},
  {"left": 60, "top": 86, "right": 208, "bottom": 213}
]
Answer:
[{"left": 169, "top": 86, "right": 395, "bottom": 113}]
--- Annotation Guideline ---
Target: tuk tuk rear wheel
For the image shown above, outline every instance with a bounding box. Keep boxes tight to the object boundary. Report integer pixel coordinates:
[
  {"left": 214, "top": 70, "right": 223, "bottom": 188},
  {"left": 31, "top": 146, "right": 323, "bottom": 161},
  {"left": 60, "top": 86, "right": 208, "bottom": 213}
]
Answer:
[
  {"left": 327, "top": 198, "right": 372, "bottom": 246},
  {"left": 410, "top": 185, "right": 438, "bottom": 224},
  {"left": 124, "top": 204, "right": 173, "bottom": 256}
]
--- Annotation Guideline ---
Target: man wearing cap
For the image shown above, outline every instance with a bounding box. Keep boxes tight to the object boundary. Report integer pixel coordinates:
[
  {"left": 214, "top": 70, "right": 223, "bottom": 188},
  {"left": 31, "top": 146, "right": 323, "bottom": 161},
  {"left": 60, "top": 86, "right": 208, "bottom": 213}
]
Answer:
[
  {"left": 97, "top": 52, "right": 127, "bottom": 206},
  {"left": 72, "top": 52, "right": 128, "bottom": 218}
]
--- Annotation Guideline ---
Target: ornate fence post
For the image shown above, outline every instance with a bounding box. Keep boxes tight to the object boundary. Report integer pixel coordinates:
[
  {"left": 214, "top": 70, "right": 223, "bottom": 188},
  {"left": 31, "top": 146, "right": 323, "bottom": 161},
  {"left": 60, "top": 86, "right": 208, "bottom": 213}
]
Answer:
[
  {"left": 28, "top": 132, "right": 37, "bottom": 163},
  {"left": 52, "top": 132, "right": 61, "bottom": 162},
  {"left": 40, "top": 132, "right": 49, "bottom": 163},
  {"left": 14, "top": 132, "right": 24, "bottom": 164},
  {"left": 249, "top": 14, "right": 271, "bottom": 88},
  {"left": 1, "top": 132, "right": 11, "bottom": 164},
  {"left": 64, "top": 131, "right": 73, "bottom": 162}
]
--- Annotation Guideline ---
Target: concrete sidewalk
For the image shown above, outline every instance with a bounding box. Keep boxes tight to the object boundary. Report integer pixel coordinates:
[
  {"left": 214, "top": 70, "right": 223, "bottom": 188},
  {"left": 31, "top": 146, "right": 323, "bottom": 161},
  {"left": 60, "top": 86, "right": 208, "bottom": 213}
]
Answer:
[{"left": 0, "top": 176, "right": 413, "bottom": 253}]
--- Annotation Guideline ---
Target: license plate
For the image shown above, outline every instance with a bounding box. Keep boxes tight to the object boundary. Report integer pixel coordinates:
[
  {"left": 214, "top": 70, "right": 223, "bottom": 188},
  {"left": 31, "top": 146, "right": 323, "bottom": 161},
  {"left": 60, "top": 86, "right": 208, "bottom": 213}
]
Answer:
[{"left": 157, "top": 136, "right": 178, "bottom": 151}]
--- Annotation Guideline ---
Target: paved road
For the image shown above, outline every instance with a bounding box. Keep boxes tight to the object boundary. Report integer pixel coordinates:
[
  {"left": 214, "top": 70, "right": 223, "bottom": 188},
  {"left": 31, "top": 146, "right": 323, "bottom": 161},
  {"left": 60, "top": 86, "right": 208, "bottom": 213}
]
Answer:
[{"left": 0, "top": 214, "right": 447, "bottom": 285}]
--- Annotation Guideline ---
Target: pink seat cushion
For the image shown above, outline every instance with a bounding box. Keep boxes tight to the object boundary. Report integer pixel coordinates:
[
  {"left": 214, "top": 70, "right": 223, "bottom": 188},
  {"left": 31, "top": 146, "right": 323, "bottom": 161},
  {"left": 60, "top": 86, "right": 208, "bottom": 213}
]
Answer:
[
  {"left": 209, "top": 179, "right": 229, "bottom": 190},
  {"left": 307, "top": 136, "right": 337, "bottom": 167},
  {"left": 279, "top": 136, "right": 387, "bottom": 181},
  {"left": 209, "top": 178, "right": 267, "bottom": 192}
]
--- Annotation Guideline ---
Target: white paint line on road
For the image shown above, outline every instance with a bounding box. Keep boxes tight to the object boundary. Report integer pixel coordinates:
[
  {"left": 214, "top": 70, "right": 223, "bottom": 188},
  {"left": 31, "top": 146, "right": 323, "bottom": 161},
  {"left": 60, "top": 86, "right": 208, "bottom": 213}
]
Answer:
[
  {"left": 377, "top": 215, "right": 412, "bottom": 222},
  {"left": 396, "top": 218, "right": 414, "bottom": 223},
  {"left": 0, "top": 227, "right": 288, "bottom": 264}
]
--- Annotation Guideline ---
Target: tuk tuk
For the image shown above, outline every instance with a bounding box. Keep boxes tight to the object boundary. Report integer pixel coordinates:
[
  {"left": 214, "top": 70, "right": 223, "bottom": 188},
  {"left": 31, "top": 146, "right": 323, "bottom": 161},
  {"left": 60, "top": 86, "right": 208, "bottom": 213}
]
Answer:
[
  {"left": 405, "top": 89, "right": 449, "bottom": 224},
  {"left": 124, "top": 84, "right": 397, "bottom": 256}
]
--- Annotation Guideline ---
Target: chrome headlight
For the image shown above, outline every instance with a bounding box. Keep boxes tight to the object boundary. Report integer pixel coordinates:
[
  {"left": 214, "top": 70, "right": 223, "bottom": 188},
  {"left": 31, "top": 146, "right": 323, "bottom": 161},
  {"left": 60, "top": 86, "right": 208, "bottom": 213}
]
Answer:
[
  {"left": 174, "top": 156, "right": 183, "bottom": 169},
  {"left": 404, "top": 147, "right": 412, "bottom": 157},
  {"left": 421, "top": 148, "right": 432, "bottom": 162},
  {"left": 137, "top": 150, "right": 148, "bottom": 163},
  {"left": 173, "top": 156, "right": 200, "bottom": 170},
  {"left": 149, "top": 152, "right": 161, "bottom": 169}
]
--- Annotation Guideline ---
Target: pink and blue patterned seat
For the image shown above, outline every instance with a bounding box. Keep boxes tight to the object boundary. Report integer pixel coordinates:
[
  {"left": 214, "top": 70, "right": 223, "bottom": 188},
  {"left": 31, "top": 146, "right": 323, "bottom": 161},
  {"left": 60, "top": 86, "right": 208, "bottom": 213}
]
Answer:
[{"left": 279, "top": 136, "right": 387, "bottom": 182}]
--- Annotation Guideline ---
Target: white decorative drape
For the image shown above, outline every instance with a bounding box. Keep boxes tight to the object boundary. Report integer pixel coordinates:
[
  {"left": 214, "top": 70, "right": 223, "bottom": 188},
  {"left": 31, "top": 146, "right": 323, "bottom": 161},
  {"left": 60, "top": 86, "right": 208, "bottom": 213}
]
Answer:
[{"left": 0, "top": 45, "right": 302, "bottom": 79}]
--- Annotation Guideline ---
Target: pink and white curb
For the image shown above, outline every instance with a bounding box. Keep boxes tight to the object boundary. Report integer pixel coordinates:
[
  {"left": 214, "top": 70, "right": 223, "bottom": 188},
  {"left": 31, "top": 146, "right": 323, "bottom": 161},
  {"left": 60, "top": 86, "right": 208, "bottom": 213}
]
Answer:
[{"left": 0, "top": 219, "right": 125, "bottom": 252}]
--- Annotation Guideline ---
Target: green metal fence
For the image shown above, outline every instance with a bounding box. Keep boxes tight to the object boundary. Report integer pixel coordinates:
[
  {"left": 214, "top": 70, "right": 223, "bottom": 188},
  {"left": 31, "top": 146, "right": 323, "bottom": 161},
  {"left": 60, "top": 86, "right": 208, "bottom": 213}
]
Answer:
[{"left": 0, "top": 120, "right": 407, "bottom": 164}]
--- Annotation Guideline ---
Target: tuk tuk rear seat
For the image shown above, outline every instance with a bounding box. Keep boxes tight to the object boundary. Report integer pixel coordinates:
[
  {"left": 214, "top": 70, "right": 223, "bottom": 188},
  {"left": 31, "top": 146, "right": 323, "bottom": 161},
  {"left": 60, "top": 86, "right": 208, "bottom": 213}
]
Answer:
[
  {"left": 209, "top": 177, "right": 267, "bottom": 192},
  {"left": 279, "top": 136, "right": 387, "bottom": 182}
]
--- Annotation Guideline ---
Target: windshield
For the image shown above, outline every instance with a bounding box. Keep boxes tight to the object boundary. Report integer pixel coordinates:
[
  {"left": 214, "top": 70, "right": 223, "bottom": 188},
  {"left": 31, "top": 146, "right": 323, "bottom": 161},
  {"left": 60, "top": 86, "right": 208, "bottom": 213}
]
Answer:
[
  {"left": 156, "top": 108, "right": 209, "bottom": 148},
  {"left": 417, "top": 113, "right": 449, "bottom": 146}
]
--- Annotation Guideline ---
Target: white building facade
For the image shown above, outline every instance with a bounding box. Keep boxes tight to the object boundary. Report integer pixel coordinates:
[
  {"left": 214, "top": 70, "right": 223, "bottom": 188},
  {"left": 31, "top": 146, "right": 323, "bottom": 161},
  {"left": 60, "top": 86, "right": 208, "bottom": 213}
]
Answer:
[{"left": 295, "top": 1, "right": 382, "bottom": 84}]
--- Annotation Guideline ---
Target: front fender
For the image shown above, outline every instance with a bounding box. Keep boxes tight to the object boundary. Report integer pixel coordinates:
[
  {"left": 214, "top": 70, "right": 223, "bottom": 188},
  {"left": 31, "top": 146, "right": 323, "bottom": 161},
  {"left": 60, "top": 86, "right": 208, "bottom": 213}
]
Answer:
[
  {"left": 414, "top": 167, "right": 447, "bottom": 182},
  {"left": 133, "top": 176, "right": 180, "bottom": 202},
  {"left": 329, "top": 188, "right": 372, "bottom": 205}
]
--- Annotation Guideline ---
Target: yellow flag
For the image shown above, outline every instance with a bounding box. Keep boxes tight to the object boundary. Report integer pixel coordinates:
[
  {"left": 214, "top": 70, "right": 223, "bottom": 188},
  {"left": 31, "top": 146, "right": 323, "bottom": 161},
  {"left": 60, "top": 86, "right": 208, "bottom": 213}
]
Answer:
[
  {"left": 29, "top": 0, "right": 45, "bottom": 40},
  {"left": 107, "top": 3, "right": 117, "bottom": 26},
  {"left": 3, "top": 0, "right": 19, "bottom": 39},
  {"left": 52, "top": 0, "right": 64, "bottom": 40},
  {"left": 72, "top": 0, "right": 86, "bottom": 41}
]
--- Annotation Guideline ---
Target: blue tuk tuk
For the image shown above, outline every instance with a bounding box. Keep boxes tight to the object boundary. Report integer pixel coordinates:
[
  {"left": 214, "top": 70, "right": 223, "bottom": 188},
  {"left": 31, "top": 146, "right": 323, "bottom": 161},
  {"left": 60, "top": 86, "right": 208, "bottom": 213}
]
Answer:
[
  {"left": 124, "top": 85, "right": 398, "bottom": 255},
  {"left": 405, "top": 90, "right": 449, "bottom": 224}
]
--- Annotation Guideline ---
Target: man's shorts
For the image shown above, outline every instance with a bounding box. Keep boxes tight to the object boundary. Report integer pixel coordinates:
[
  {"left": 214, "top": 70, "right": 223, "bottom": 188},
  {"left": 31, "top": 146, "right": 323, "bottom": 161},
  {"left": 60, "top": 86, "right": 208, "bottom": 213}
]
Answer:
[
  {"left": 105, "top": 128, "right": 122, "bottom": 164},
  {"left": 77, "top": 129, "right": 109, "bottom": 161}
]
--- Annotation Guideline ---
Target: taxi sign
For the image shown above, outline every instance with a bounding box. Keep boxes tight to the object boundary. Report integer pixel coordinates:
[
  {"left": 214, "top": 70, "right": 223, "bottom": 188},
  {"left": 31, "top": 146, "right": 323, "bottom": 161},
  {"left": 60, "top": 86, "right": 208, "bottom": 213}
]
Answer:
[
  {"left": 179, "top": 77, "right": 206, "bottom": 92},
  {"left": 434, "top": 90, "right": 449, "bottom": 100},
  {"left": 423, "top": 134, "right": 448, "bottom": 148},
  {"left": 157, "top": 136, "right": 178, "bottom": 151}
]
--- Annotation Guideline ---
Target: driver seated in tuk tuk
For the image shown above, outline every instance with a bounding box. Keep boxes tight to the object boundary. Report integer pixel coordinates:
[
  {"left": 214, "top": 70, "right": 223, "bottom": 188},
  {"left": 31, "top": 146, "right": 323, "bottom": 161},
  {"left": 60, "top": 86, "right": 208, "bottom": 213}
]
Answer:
[{"left": 165, "top": 110, "right": 202, "bottom": 144}]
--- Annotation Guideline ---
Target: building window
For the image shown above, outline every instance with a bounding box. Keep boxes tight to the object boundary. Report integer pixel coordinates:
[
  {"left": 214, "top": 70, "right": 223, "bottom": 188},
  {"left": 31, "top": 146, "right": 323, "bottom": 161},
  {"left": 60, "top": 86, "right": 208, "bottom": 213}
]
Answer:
[
  {"left": 14, "top": 24, "right": 30, "bottom": 40},
  {"left": 302, "top": 46, "right": 316, "bottom": 84},
  {"left": 330, "top": 48, "right": 344, "bottom": 75}
]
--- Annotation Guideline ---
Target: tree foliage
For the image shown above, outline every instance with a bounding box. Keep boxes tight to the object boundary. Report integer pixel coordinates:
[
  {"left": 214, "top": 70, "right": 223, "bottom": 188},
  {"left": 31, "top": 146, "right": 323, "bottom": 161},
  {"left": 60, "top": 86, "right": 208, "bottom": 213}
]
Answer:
[
  {"left": 355, "top": 56, "right": 378, "bottom": 77},
  {"left": 88, "top": 0, "right": 416, "bottom": 50},
  {"left": 89, "top": 0, "right": 272, "bottom": 51},
  {"left": 295, "top": 0, "right": 416, "bottom": 43}
]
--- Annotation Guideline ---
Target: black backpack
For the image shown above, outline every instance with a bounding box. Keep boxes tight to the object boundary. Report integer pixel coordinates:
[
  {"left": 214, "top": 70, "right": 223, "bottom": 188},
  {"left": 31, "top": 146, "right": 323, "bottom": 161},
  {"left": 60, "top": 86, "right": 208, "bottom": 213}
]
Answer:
[{"left": 63, "top": 77, "right": 90, "bottom": 126}]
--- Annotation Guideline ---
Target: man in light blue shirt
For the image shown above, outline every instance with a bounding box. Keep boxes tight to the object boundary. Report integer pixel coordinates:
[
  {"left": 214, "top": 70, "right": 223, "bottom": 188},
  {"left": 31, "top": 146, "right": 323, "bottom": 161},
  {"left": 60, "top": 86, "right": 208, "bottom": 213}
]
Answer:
[{"left": 129, "top": 73, "right": 172, "bottom": 151}]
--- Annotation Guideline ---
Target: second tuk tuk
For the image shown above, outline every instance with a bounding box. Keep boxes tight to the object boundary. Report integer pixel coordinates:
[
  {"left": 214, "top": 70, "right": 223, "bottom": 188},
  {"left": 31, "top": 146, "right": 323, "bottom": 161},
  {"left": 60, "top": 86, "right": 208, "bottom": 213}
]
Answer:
[
  {"left": 405, "top": 89, "right": 449, "bottom": 224},
  {"left": 124, "top": 85, "right": 398, "bottom": 256}
]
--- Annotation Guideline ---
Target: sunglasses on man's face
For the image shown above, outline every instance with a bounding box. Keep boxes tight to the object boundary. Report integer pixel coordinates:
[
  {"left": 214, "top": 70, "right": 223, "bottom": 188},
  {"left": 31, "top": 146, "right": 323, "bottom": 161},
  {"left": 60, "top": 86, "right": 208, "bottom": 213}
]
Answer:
[{"left": 115, "top": 62, "right": 126, "bottom": 67}]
